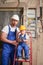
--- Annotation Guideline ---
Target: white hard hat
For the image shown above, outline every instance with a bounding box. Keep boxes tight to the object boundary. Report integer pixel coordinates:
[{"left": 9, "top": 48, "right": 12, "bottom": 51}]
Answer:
[{"left": 11, "top": 14, "right": 19, "bottom": 21}]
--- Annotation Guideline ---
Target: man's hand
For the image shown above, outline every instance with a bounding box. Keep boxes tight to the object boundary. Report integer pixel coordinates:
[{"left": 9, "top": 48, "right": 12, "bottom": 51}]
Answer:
[
  {"left": 1, "top": 32, "right": 18, "bottom": 46},
  {"left": 12, "top": 41, "right": 18, "bottom": 46}
]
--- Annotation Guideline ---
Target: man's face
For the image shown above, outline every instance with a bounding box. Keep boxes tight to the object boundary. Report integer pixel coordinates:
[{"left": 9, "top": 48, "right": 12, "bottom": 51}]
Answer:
[{"left": 11, "top": 19, "right": 18, "bottom": 26}]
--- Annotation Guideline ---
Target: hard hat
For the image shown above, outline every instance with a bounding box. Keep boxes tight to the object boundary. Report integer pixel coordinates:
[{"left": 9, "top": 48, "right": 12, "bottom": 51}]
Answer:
[
  {"left": 19, "top": 25, "right": 26, "bottom": 31},
  {"left": 11, "top": 14, "right": 19, "bottom": 21}
]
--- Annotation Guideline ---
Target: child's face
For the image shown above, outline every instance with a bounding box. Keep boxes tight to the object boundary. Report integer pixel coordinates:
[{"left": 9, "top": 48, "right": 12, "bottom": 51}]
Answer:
[{"left": 20, "top": 30, "right": 26, "bottom": 35}]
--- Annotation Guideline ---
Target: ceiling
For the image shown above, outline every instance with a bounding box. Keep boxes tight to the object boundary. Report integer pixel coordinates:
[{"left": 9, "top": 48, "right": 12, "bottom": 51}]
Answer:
[{"left": 0, "top": 0, "right": 40, "bottom": 8}]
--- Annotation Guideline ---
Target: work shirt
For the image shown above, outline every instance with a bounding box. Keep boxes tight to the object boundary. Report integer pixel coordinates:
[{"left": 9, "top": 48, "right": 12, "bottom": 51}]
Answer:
[{"left": 2, "top": 25, "right": 19, "bottom": 34}]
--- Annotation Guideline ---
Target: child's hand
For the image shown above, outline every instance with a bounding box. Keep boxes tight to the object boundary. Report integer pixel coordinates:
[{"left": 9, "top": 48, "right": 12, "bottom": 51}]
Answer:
[
  {"left": 17, "top": 38, "right": 22, "bottom": 42},
  {"left": 23, "top": 39, "right": 29, "bottom": 45},
  {"left": 19, "top": 38, "right": 22, "bottom": 42},
  {"left": 23, "top": 39, "right": 26, "bottom": 42}
]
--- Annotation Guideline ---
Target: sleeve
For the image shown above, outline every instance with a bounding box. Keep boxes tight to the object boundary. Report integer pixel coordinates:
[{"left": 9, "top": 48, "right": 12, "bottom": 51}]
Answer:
[
  {"left": 17, "top": 33, "right": 21, "bottom": 38},
  {"left": 26, "top": 34, "right": 30, "bottom": 40},
  {"left": 16, "top": 27, "right": 20, "bottom": 32},
  {"left": 2, "top": 25, "right": 9, "bottom": 34}
]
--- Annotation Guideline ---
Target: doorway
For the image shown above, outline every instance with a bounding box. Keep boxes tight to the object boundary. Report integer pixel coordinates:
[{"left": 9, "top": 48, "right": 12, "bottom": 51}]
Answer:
[{"left": 0, "top": 8, "right": 23, "bottom": 30}]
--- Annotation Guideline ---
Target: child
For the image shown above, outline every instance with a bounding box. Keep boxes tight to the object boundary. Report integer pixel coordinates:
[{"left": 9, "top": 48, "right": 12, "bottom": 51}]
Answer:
[{"left": 17, "top": 25, "right": 29, "bottom": 60}]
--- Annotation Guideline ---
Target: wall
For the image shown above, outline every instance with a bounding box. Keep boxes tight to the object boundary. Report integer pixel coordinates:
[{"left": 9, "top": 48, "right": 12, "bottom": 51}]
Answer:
[{"left": 0, "top": 0, "right": 43, "bottom": 65}]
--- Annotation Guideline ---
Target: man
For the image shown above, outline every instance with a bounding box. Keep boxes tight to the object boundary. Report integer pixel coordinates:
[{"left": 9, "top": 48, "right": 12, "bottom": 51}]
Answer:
[{"left": 1, "top": 14, "right": 19, "bottom": 65}]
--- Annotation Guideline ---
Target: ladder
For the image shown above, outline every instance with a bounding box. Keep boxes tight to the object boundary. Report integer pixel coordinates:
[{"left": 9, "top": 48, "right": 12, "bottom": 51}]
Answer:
[{"left": 13, "top": 32, "right": 32, "bottom": 65}]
